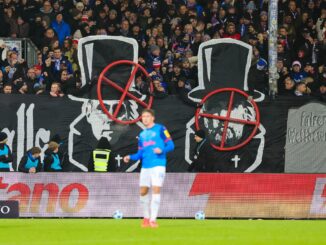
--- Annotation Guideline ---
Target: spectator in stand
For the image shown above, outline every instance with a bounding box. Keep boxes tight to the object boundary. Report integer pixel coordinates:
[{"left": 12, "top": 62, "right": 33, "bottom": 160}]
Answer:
[
  {"left": 50, "top": 39, "right": 60, "bottom": 52},
  {"left": 71, "top": 39, "right": 80, "bottom": 71},
  {"left": 18, "top": 147, "right": 43, "bottom": 173},
  {"left": 139, "top": 7, "right": 153, "bottom": 31},
  {"left": 10, "top": 16, "right": 30, "bottom": 38},
  {"left": 172, "top": 34, "right": 192, "bottom": 59},
  {"left": 176, "top": 76, "right": 197, "bottom": 106},
  {"left": 30, "top": 15, "right": 46, "bottom": 49},
  {"left": 277, "top": 42, "right": 291, "bottom": 68},
  {"left": 51, "top": 47, "right": 73, "bottom": 80},
  {"left": 223, "top": 22, "right": 240, "bottom": 40},
  {"left": 279, "top": 76, "right": 296, "bottom": 96},
  {"left": 49, "top": 82, "right": 64, "bottom": 97},
  {"left": 191, "top": 32, "right": 202, "bottom": 56},
  {"left": 294, "top": 82, "right": 311, "bottom": 96},
  {"left": 3, "top": 51, "right": 26, "bottom": 84},
  {"left": 0, "top": 5, "right": 9, "bottom": 37},
  {"left": 52, "top": 1, "right": 63, "bottom": 15},
  {"left": 134, "top": 72, "right": 149, "bottom": 95},
  {"left": 257, "top": 11, "right": 268, "bottom": 34},
  {"left": 58, "top": 69, "right": 76, "bottom": 95},
  {"left": 276, "top": 59, "right": 289, "bottom": 85},
  {"left": 314, "top": 83, "right": 326, "bottom": 102},
  {"left": 120, "top": 19, "right": 130, "bottom": 37},
  {"left": 248, "top": 58, "right": 269, "bottom": 95},
  {"left": 41, "top": 27, "right": 56, "bottom": 47},
  {"left": 2, "top": 84, "right": 13, "bottom": 94},
  {"left": 51, "top": 13, "right": 71, "bottom": 46},
  {"left": 39, "top": 1, "right": 55, "bottom": 21},
  {"left": 152, "top": 77, "right": 167, "bottom": 99},
  {"left": 33, "top": 65, "right": 47, "bottom": 91},
  {"left": 165, "top": 62, "right": 182, "bottom": 94},
  {"left": 146, "top": 45, "right": 162, "bottom": 72},
  {"left": 0, "top": 132, "right": 13, "bottom": 172},
  {"left": 3, "top": 5, "right": 16, "bottom": 36},
  {"left": 181, "top": 58, "right": 197, "bottom": 83},
  {"left": 290, "top": 61, "right": 307, "bottom": 83},
  {"left": 69, "top": 8, "right": 83, "bottom": 35},
  {"left": 21, "top": 67, "right": 43, "bottom": 94},
  {"left": 316, "top": 14, "right": 326, "bottom": 42},
  {"left": 44, "top": 141, "right": 62, "bottom": 172}
]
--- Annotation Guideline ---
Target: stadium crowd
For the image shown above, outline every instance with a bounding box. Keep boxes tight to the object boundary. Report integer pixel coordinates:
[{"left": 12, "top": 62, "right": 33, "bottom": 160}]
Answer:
[{"left": 0, "top": 0, "right": 325, "bottom": 101}]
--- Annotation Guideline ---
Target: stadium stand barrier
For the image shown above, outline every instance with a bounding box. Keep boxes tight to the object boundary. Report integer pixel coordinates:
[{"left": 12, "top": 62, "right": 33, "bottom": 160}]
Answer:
[
  {"left": 0, "top": 37, "right": 39, "bottom": 68},
  {"left": 1, "top": 173, "right": 326, "bottom": 219}
]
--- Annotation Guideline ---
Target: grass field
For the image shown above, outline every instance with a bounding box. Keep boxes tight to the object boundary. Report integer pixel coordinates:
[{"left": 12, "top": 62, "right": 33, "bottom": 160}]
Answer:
[{"left": 0, "top": 219, "right": 325, "bottom": 245}]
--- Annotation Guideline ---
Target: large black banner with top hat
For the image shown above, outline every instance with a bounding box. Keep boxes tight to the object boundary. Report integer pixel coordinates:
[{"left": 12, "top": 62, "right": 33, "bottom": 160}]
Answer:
[{"left": 0, "top": 93, "right": 321, "bottom": 173}]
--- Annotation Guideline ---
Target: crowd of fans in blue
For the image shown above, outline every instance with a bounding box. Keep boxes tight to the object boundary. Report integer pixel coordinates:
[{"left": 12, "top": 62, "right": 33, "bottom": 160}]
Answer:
[{"left": 0, "top": 0, "right": 325, "bottom": 101}]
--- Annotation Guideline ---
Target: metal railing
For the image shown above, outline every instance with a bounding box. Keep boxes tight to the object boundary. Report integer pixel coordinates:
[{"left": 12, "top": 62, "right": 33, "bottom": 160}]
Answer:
[{"left": 0, "top": 37, "right": 39, "bottom": 68}]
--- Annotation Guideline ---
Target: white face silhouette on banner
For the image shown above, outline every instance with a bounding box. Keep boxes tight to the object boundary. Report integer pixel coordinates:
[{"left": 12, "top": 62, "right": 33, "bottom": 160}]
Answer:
[
  {"left": 84, "top": 99, "right": 139, "bottom": 142},
  {"left": 185, "top": 39, "right": 266, "bottom": 172},
  {"left": 68, "top": 95, "right": 144, "bottom": 172},
  {"left": 203, "top": 103, "right": 257, "bottom": 143}
]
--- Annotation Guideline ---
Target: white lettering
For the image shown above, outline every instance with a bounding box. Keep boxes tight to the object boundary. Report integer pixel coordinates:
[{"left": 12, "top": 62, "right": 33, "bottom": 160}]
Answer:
[
  {"left": 310, "top": 178, "right": 326, "bottom": 214},
  {"left": 35, "top": 129, "right": 51, "bottom": 161},
  {"left": 16, "top": 104, "right": 25, "bottom": 168},
  {"left": 0, "top": 206, "right": 10, "bottom": 214},
  {"left": 26, "top": 104, "right": 35, "bottom": 151},
  {"left": 8, "top": 104, "right": 52, "bottom": 168}
]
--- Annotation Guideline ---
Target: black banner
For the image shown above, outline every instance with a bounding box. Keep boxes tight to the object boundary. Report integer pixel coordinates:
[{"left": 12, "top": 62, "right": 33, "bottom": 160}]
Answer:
[
  {"left": 0, "top": 94, "right": 319, "bottom": 173},
  {"left": 0, "top": 201, "right": 19, "bottom": 218}
]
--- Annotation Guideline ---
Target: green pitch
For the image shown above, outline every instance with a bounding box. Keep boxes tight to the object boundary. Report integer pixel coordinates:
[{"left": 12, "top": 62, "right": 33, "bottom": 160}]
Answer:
[{"left": 0, "top": 219, "right": 325, "bottom": 245}]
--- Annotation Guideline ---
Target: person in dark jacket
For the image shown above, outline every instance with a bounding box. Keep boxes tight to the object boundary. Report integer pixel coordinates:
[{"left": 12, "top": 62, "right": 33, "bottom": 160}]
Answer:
[
  {"left": 188, "top": 130, "right": 217, "bottom": 172},
  {"left": 279, "top": 76, "right": 296, "bottom": 96},
  {"left": 44, "top": 141, "right": 62, "bottom": 172},
  {"left": 58, "top": 69, "right": 76, "bottom": 95},
  {"left": 18, "top": 147, "right": 43, "bottom": 173},
  {"left": 89, "top": 137, "right": 116, "bottom": 172},
  {"left": 152, "top": 77, "right": 168, "bottom": 99},
  {"left": 0, "top": 132, "right": 13, "bottom": 172},
  {"left": 248, "top": 58, "right": 269, "bottom": 95},
  {"left": 146, "top": 45, "right": 163, "bottom": 72},
  {"left": 314, "top": 83, "right": 326, "bottom": 102},
  {"left": 176, "top": 77, "right": 197, "bottom": 107}
]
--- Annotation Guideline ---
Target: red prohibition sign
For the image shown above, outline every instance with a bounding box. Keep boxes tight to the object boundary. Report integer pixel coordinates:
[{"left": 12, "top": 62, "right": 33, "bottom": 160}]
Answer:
[
  {"left": 195, "top": 88, "right": 260, "bottom": 151},
  {"left": 97, "top": 60, "right": 153, "bottom": 124}
]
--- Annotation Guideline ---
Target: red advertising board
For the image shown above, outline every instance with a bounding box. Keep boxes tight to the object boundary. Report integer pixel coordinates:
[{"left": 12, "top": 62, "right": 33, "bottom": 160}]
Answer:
[{"left": 0, "top": 173, "right": 325, "bottom": 218}]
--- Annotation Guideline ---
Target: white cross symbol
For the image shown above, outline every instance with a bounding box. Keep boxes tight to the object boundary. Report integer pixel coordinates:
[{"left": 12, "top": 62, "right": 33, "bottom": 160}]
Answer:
[
  {"left": 115, "top": 154, "right": 123, "bottom": 168},
  {"left": 231, "top": 155, "right": 241, "bottom": 168}
]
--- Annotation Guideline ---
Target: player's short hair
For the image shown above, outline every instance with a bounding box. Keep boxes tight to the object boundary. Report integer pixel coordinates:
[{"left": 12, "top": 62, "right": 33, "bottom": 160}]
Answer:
[
  {"left": 48, "top": 141, "right": 59, "bottom": 151},
  {"left": 31, "top": 147, "right": 41, "bottom": 155},
  {"left": 141, "top": 109, "right": 155, "bottom": 117}
]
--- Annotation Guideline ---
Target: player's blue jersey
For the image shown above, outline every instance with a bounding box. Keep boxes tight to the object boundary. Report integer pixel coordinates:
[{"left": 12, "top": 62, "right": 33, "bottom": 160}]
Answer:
[{"left": 130, "top": 124, "right": 174, "bottom": 168}]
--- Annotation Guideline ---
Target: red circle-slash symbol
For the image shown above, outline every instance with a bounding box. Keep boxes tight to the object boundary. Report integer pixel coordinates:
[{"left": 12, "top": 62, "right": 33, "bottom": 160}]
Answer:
[
  {"left": 97, "top": 60, "right": 154, "bottom": 124},
  {"left": 195, "top": 88, "right": 260, "bottom": 151}
]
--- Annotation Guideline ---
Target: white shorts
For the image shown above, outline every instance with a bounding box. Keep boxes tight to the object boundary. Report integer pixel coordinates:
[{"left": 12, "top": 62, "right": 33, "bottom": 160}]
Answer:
[{"left": 139, "top": 166, "right": 166, "bottom": 187}]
